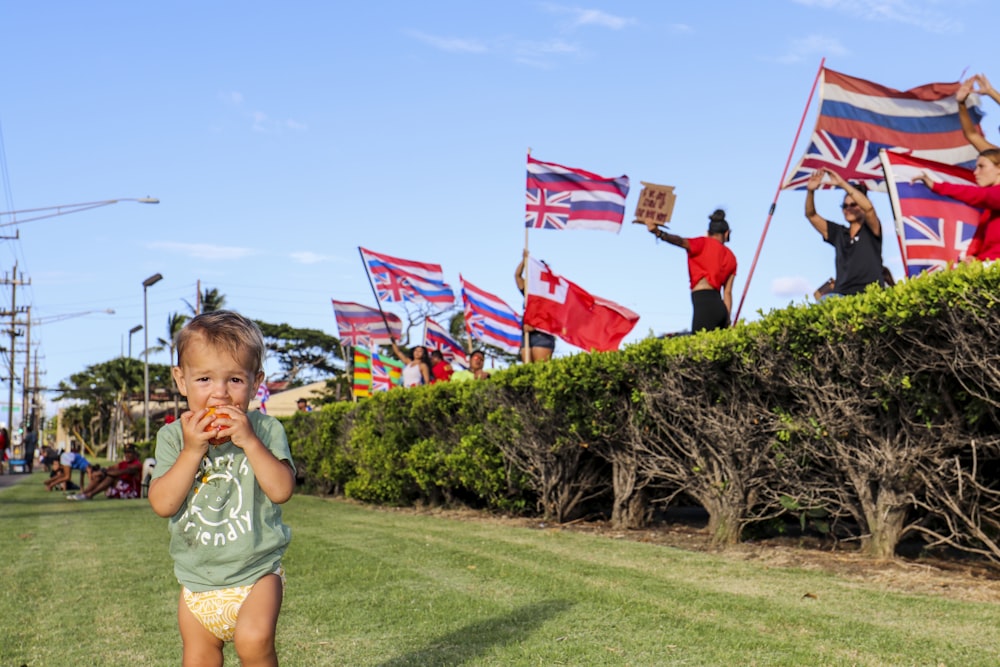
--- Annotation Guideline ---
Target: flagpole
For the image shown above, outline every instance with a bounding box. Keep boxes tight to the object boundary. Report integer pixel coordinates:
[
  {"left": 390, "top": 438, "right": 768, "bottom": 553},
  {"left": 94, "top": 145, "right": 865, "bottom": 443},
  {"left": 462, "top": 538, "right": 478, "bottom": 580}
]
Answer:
[
  {"left": 521, "top": 147, "right": 532, "bottom": 363},
  {"left": 357, "top": 246, "right": 398, "bottom": 342},
  {"left": 878, "top": 149, "right": 911, "bottom": 277},
  {"left": 733, "top": 57, "right": 825, "bottom": 323}
]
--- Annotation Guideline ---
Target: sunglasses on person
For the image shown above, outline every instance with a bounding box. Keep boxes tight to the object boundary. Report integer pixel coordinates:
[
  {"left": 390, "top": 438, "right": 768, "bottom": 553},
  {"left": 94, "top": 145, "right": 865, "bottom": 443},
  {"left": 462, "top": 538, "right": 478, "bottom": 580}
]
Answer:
[{"left": 841, "top": 202, "right": 859, "bottom": 210}]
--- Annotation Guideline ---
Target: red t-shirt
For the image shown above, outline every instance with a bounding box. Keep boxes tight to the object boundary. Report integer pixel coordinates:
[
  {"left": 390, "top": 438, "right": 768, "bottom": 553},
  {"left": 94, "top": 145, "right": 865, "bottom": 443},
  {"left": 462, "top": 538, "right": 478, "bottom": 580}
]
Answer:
[
  {"left": 108, "top": 458, "right": 142, "bottom": 497},
  {"left": 686, "top": 236, "right": 737, "bottom": 290},
  {"left": 430, "top": 361, "right": 453, "bottom": 383}
]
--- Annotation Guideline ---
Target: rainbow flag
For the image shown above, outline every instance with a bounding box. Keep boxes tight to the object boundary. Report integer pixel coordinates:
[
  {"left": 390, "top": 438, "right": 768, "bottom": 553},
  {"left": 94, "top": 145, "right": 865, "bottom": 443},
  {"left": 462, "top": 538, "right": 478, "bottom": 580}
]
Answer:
[{"left": 353, "top": 347, "right": 403, "bottom": 398}]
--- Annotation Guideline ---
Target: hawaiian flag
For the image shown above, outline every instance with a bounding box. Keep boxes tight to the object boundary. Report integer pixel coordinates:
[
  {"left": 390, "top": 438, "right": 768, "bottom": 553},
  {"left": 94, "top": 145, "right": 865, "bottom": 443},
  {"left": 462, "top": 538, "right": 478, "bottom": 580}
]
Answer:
[
  {"left": 424, "top": 317, "right": 468, "bottom": 369},
  {"left": 523, "top": 258, "right": 639, "bottom": 352},
  {"left": 880, "top": 151, "right": 979, "bottom": 277},
  {"left": 785, "top": 68, "right": 983, "bottom": 191},
  {"left": 331, "top": 300, "right": 403, "bottom": 347},
  {"left": 359, "top": 247, "right": 455, "bottom": 307},
  {"left": 460, "top": 275, "right": 522, "bottom": 354},
  {"left": 526, "top": 155, "right": 630, "bottom": 233},
  {"left": 254, "top": 381, "right": 270, "bottom": 414}
]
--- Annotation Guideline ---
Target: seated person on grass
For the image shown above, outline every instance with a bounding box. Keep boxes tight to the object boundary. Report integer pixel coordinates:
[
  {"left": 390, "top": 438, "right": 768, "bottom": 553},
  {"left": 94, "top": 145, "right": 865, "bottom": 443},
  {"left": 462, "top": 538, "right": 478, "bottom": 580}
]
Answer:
[{"left": 67, "top": 445, "right": 142, "bottom": 501}]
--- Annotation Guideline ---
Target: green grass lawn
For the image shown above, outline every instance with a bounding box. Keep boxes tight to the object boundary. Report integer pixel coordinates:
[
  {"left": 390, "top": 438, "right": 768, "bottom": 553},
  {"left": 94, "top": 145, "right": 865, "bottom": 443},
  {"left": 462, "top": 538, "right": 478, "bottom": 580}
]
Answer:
[{"left": 3, "top": 471, "right": 999, "bottom": 666}]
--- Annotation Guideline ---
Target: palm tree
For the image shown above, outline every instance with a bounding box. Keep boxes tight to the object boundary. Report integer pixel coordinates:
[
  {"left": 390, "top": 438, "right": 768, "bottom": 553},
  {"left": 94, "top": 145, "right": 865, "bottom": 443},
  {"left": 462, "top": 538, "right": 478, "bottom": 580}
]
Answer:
[
  {"left": 157, "top": 312, "right": 189, "bottom": 367},
  {"left": 158, "top": 312, "right": 189, "bottom": 417},
  {"left": 182, "top": 286, "right": 227, "bottom": 316}
]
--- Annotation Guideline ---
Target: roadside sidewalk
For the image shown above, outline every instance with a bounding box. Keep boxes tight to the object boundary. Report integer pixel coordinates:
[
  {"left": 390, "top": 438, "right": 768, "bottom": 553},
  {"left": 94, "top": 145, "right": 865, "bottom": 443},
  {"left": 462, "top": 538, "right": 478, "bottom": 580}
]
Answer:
[{"left": 0, "top": 471, "right": 34, "bottom": 489}]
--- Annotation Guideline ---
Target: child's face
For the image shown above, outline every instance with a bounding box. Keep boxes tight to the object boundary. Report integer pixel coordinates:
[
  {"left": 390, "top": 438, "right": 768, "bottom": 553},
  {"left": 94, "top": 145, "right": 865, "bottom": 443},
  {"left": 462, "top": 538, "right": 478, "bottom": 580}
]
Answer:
[{"left": 172, "top": 334, "right": 262, "bottom": 413}]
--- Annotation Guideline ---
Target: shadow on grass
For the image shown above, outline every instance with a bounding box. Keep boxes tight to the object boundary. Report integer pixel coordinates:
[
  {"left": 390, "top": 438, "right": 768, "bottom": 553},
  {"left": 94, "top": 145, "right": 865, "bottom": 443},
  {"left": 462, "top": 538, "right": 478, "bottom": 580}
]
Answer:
[
  {"left": 0, "top": 499, "right": 154, "bottom": 520},
  {"left": 376, "top": 599, "right": 573, "bottom": 667}
]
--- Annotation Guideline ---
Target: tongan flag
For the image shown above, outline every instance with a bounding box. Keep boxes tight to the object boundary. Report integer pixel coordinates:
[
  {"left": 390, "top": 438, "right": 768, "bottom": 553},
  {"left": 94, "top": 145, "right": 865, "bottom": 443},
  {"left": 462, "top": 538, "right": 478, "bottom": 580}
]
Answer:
[
  {"left": 880, "top": 151, "right": 979, "bottom": 278},
  {"left": 424, "top": 317, "right": 469, "bottom": 369},
  {"left": 526, "top": 155, "right": 630, "bottom": 232},
  {"left": 332, "top": 300, "right": 403, "bottom": 347},
  {"left": 460, "top": 275, "right": 522, "bottom": 354},
  {"left": 523, "top": 258, "right": 639, "bottom": 352},
  {"left": 784, "top": 69, "right": 983, "bottom": 191},
  {"left": 359, "top": 247, "right": 455, "bottom": 307}
]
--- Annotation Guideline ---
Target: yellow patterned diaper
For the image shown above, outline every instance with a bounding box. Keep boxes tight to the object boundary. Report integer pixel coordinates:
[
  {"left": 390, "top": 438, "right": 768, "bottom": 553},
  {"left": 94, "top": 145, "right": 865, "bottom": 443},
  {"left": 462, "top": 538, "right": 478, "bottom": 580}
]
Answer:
[{"left": 183, "top": 565, "right": 286, "bottom": 642}]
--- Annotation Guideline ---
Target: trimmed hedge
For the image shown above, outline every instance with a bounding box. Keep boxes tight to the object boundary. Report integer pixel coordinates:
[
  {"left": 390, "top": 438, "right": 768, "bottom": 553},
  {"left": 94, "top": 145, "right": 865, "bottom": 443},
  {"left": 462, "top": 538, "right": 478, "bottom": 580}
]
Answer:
[{"left": 285, "top": 262, "right": 1000, "bottom": 561}]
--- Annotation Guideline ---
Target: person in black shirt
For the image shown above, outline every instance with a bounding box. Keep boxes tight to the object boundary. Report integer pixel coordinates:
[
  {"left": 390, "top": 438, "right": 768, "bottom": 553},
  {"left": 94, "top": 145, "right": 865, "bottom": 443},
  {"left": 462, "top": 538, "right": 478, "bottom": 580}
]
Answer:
[{"left": 804, "top": 168, "right": 884, "bottom": 297}]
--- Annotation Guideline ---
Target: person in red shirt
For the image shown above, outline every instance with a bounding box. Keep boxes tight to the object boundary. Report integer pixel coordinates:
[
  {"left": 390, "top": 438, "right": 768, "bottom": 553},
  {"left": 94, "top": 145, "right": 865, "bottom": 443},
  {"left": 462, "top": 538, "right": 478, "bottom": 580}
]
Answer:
[
  {"left": 646, "top": 209, "right": 738, "bottom": 332},
  {"left": 429, "top": 349, "right": 454, "bottom": 383},
  {"left": 913, "top": 148, "right": 1000, "bottom": 262},
  {"left": 67, "top": 445, "right": 142, "bottom": 501}
]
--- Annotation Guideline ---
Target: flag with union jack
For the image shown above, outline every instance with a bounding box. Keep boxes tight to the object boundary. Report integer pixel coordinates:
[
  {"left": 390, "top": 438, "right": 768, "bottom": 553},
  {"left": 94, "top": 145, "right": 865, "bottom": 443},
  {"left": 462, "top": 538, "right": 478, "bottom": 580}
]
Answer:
[
  {"left": 460, "top": 275, "right": 522, "bottom": 354},
  {"left": 785, "top": 68, "right": 983, "bottom": 191},
  {"left": 254, "top": 381, "right": 270, "bottom": 414},
  {"left": 526, "top": 155, "right": 630, "bottom": 232},
  {"left": 359, "top": 247, "right": 455, "bottom": 307},
  {"left": 880, "top": 150, "right": 979, "bottom": 278},
  {"left": 424, "top": 317, "right": 469, "bottom": 369},
  {"left": 331, "top": 300, "right": 403, "bottom": 347},
  {"left": 372, "top": 353, "right": 403, "bottom": 392}
]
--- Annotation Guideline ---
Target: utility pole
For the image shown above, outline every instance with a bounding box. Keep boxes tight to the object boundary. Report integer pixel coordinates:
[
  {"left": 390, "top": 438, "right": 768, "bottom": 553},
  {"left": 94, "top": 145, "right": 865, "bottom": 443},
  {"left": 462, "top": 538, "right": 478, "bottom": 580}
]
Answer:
[{"left": 0, "top": 264, "right": 29, "bottom": 453}]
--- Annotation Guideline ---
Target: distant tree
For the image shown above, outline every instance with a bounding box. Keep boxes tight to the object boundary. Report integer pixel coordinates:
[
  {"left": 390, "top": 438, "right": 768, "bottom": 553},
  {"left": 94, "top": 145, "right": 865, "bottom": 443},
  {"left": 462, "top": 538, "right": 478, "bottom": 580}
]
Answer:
[
  {"left": 54, "top": 357, "right": 173, "bottom": 448},
  {"left": 255, "top": 321, "right": 344, "bottom": 387}
]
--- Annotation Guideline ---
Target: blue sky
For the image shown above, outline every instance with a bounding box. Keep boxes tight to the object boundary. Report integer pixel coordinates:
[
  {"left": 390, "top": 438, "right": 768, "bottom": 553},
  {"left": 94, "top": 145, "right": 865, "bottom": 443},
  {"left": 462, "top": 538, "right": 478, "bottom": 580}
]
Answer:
[{"left": 0, "top": 0, "right": 992, "bottom": 418}]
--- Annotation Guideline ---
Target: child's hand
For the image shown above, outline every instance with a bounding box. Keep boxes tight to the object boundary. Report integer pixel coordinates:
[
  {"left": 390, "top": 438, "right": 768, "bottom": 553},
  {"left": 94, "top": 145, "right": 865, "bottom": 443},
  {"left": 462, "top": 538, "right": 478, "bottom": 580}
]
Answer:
[
  {"left": 206, "top": 405, "right": 256, "bottom": 450},
  {"left": 178, "top": 409, "right": 216, "bottom": 455}
]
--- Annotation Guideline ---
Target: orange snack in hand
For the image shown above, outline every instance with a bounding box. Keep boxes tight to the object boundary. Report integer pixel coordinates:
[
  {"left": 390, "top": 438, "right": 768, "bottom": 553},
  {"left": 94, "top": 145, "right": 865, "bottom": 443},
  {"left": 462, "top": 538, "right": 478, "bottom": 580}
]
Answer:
[{"left": 204, "top": 407, "right": 227, "bottom": 445}]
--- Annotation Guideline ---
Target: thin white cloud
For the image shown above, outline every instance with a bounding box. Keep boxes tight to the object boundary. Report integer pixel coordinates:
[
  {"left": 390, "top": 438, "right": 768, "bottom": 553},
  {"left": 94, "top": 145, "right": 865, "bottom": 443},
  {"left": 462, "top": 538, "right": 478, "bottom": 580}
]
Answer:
[
  {"left": 405, "top": 29, "right": 489, "bottom": 53},
  {"left": 569, "top": 8, "right": 634, "bottom": 30},
  {"left": 219, "top": 91, "right": 306, "bottom": 133},
  {"left": 290, "top": 251, "right": 334, "bottom": 265},
  {"left": 668, "top": 23, "right": 694, "bottom": 34},
  {"left": 771, "top": 276, "right": 815, "bottom": 298},
  {"left": 773, "top": 34, "right": 849, "bottom": 64},
  {"left": 542, "top": 4, "right": 634, "bottom": 30},
  {"left": 147, "top": 241, "right": 259, "bottom": 260},
  {"left": 791, "top": 0, "right": 963, "bottom": 33}
]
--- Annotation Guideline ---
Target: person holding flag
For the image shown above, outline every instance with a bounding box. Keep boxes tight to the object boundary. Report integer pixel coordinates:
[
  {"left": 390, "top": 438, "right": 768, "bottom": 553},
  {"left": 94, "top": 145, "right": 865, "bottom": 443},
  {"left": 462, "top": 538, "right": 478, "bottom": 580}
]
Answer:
[
  {"left": 390, "top": 339, "right": 431, "bottom": 387},
  {"left": 912, "top": 149, "right": 1000, "bottom": 262},
  {"left": 515, "top": 251, "right": 556, "bottom": 363},
  {"left": 804, "top": 169, "right": 884, "bottom": 297},
  {"left": 645, "top": 209, "right": 737, "bottom": 332}
]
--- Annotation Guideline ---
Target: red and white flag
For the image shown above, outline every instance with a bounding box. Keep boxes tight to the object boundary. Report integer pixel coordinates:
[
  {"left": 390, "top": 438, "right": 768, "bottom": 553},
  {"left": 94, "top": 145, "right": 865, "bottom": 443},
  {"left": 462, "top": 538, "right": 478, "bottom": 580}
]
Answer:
[{"left": 523, "top": 258, "right": 639, "bottom": 352}]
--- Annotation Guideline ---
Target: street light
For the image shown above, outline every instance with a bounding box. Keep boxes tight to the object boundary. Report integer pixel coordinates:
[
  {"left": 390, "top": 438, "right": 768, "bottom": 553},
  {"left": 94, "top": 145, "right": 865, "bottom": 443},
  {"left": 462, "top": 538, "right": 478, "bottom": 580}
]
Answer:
[
  {"left": 143, "top": 273, "right": 163, "bottom": 442},
  {"left": 0, "top": 197, "right": 159, "bottom": 228},
  {"left": 128, "top": 324, "right": 143, "bottom": 358}
]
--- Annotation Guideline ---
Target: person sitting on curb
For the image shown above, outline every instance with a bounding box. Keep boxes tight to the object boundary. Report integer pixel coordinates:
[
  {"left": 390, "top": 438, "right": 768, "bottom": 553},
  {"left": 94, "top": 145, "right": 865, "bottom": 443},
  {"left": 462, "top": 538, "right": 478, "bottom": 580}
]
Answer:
[{"left": 67, "top": 445, "right": 143, "bottom": 501}]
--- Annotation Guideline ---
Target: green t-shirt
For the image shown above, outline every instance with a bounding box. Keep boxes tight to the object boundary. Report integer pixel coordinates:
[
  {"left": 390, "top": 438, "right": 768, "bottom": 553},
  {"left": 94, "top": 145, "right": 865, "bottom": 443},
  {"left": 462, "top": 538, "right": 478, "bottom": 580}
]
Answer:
[{"left": 151, "top": 411, "right": 295, "bottom": 592}]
